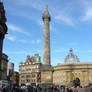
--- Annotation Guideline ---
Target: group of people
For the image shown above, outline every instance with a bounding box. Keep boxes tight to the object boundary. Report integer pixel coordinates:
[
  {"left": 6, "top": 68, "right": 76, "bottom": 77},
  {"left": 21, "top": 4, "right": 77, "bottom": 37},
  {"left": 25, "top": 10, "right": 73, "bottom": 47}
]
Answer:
[{"left": 0, "top": 85, "right": 79, "bottom": 92}]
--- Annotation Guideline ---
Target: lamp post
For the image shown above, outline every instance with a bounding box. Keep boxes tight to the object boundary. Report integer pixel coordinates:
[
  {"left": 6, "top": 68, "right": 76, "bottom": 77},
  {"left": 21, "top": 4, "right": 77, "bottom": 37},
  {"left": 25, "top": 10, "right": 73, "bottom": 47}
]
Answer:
[{"left": 0, "top": 1, "right": 7, "bottom": 80}]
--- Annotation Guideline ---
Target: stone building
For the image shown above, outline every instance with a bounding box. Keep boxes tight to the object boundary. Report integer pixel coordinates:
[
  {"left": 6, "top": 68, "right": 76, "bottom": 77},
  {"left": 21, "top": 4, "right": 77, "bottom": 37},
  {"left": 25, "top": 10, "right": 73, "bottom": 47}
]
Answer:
[
  {"left": 7, "top": 62, "right": 15, "bottom": 84},
  {"left": 7, "top": 62, "right": 19, "bottom": 85},
  {"left": 7, "top": 62, "right": 14, "bottom": 76},
  {"left": 1, "top": 53, "right": 8, "bottom": 80},
  {"left": 13, "top": 71, "right": 19, "bottom": 86},
  {"left": 53, "top": 49, "right": 92, "bottom": 87},
  {"left": 0, "top": 1, "right": 8, "bottom": 80},
  {"left": 19, "top": 54, "right": 41, "bottom": 86}
]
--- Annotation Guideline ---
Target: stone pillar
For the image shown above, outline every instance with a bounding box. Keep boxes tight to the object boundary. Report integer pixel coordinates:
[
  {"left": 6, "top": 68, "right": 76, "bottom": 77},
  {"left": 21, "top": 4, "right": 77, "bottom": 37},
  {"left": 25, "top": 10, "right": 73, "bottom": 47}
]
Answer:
[
  {"left": 0, "top": 1, "right": 7, "bottom": 80},
  {"left": 41, "top": 6, "right": 53, "bottom": 87},
  {"left": 42, "top": 5, "right": 51, "bottom": 65}
]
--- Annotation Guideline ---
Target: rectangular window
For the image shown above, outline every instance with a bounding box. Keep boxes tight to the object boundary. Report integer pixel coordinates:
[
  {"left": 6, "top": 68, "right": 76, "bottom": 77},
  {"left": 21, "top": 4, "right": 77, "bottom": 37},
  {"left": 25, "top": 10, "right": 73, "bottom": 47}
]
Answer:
[
  {"left": 57, "top": 72, "right": 58, "bottom": 81},
  {"left": 63, "top": 72, "right": 65, "bottom": 81},
  {"left": 21, "top": 75, "right": 24, "bottom": 78},
  {"left": 23, "top": 80, "right": 25, "bottom": 83},
  {"left": 60, "top": 72, "right": 62, "bottom": 81},
  {"left": 26, "top": 75, "right": 30, "bottom": 77}
]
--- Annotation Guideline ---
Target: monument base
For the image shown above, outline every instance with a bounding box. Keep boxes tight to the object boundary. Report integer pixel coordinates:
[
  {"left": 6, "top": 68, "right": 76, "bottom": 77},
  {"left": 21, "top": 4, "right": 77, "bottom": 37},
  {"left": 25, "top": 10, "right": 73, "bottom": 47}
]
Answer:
[{"left": 40, "top": 64, "right": 53, "bottom": 87}]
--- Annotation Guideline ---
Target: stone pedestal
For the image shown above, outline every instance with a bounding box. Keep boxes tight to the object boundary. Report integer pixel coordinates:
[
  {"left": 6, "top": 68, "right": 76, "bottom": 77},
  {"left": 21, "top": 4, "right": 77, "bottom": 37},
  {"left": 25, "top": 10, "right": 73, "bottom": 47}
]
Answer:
[{"left": 40, "top": 65, "right": 53, "bottom": 87}]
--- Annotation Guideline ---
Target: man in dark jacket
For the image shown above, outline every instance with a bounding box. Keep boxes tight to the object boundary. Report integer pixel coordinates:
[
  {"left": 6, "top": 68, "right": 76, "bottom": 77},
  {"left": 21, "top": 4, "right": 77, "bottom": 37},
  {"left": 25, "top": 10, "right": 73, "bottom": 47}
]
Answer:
[{"left": 27, "top": 85, "right": 33, "bottom": 92}]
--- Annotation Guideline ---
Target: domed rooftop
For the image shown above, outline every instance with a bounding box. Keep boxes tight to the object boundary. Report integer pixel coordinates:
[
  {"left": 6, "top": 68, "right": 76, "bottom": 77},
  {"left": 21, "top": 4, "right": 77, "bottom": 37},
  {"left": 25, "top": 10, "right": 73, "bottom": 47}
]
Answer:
[{"left": 64, "top": 49, "right": 80, "bottom": 64}]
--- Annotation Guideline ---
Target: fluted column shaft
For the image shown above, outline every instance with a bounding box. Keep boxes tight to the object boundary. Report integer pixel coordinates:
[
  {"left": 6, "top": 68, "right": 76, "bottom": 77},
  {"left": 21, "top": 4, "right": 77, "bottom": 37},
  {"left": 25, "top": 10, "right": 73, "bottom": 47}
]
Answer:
[{"left": 43, "top": 19, "right": 50, "bottom": 65}]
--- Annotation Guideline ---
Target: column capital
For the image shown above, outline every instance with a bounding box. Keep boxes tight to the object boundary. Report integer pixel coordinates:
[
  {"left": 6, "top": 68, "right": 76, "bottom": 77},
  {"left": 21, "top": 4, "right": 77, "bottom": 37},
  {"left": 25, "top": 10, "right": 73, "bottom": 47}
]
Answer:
[{"left": 42, "top": 6, "right": 51, "bottom": 21}]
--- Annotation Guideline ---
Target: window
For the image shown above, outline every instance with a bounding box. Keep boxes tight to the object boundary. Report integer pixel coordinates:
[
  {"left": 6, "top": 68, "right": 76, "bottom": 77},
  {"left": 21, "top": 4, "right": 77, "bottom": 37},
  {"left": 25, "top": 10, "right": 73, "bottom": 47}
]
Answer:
[
  {"left": 22, "top": 70, "right": 24, "bottom": 72},
  {"left": 32, "top": 80, "right": 33, "bottom": 82},
  {"left": 57, "top": 72, "right": 58, "bottom": 81},
  {"left": 26, "top": 79, "right": 30, "bottom": 82},
  {"left": 63, "top": 72, "right": 65, "bottom": 81},
  {"left": 60, "top": 72, "right": 62, "bottom": 81},
  {"left": 37, "top": 65, "right": 39, "bottom": 68},
  {"left": 89, "top": 72, "right": 91, "bottom": 81},
  {"left": 32, "top": 73, "right": 35, "bottom": 77},
  {"left": 21, "top": 75, "right": 24, "bottom": 78},
  {"left": 34, "top": 80, "right": 35, "bottom": 82},
  {"left": 63, "top": 72, "right": 65, "bottom": 76},
  {"left": 23, "top": 80, "right": 25, "bottom": 82},
  {"left": 26, "top": 75, "right": 30, "bottom": 78}
]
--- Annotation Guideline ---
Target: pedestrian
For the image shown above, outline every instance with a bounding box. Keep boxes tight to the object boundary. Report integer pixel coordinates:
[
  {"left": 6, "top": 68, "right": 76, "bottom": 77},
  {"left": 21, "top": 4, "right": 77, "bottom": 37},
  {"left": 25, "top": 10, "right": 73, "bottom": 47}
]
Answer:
[
  {"left": 5, "top": 86, "right": 10, "bottom": 92},
  {"left": 2, "top": 86, "right": 6, "bottom": 92},
  {"left": 27, "top": 86, "right": 33, "bottom": 92},
  {"left": 90, "top": 87, "right": 92, "bottom": 92},
  {"left": 53, "top": 87, "right": 59, "bottom": 92},
  {"left": 66, "top": 88, "right": 69, "bottom": 92},
  {"left": 0, "top": 86, "right": 2, "bottom": 92},
  {"left": 74, "top": 89, "right": 78, "bottom": 92}
]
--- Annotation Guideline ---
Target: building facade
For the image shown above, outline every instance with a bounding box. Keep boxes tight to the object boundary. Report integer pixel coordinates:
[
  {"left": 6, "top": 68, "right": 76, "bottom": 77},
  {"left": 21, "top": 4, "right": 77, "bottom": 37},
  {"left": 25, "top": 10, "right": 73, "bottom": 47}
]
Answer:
[
  {"left": 13, "top": 71, "right": 19, "bottom": 86},
  {"left": 7, "top": 62, "right": 15, "bottom": 84},
  {"left": 7, "top": 62, "right": 14, "bottom": 76},
  {"left": 0, "top": 1, "right": 8, "bottom": 80},
  {"left": 53, "top": 49, "right": 92, "bottom": 87},
  {"left": 7, "top": 62, "right": 19, "bottom": 85},
  {"left": 1, "top": 53, "right": 8, "bottom": 80},
  {"left": 19, "top": 54, "right": 41, "bottom": 86}
]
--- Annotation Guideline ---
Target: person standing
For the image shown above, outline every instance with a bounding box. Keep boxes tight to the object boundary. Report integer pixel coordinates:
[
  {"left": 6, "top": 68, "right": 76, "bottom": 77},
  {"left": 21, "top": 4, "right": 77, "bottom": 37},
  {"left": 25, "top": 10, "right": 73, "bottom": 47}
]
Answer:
[
  {"left": 74, "top": 89, "right": 78, "bottom": 92},
  {"left": 0, "top": 86, "right": 2, "bottom": 92},
  {"left": 27, "top": 86, "right": 33, "bottom": 92}
]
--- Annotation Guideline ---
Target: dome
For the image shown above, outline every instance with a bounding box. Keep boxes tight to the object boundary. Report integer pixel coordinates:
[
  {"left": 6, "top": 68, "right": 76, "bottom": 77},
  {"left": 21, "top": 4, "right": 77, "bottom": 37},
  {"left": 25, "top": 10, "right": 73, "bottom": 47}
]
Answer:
[
  {"left": 64, "top": 49, "right": 80, "bottom": 64},
  {"left": 19, "top": 61, "right": 24, "bottom": 65}
]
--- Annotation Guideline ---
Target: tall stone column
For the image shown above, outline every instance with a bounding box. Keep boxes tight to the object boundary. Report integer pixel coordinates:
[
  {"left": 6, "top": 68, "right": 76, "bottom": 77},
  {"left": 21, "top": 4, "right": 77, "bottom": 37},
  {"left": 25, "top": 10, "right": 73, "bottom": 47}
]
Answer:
[
  {"left": 41, "top": 6, "right": 53, "bottom": 87},
  {"left": 42, "top": 5, "right": 51, "bottom": 65},
  {"left": 0, "top": 1, "right": 7, "bottom": 80}
]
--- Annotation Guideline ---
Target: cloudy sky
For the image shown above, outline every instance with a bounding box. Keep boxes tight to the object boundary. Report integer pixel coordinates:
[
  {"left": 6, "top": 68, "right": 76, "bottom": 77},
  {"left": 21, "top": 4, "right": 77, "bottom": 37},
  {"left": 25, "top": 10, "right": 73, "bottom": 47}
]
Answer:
[{"left": 2, "top": 0, "right": 92, "bottom": 71}]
